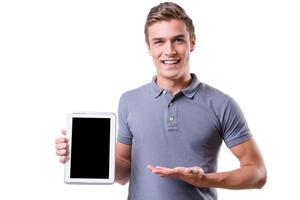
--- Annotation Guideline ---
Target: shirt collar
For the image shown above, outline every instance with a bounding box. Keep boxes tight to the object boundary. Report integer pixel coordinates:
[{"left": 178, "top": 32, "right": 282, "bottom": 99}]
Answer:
[
  {"left": 151, "top": 76, "right": 165, "bottom": 98},
  {"left": 150, "top": 73, "right": 201, "bottom": 99},
  {"left": 181, "top": 73, "right": 201, "bottom": 98}
]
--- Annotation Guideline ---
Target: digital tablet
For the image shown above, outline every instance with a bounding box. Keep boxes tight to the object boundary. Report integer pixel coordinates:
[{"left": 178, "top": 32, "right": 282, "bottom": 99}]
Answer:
[{"left": 64, "top": 112, "right": 116, "bottom": 184}]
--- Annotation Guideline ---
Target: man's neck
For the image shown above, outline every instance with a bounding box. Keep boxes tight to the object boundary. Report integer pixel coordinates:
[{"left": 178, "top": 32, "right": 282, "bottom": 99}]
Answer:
[{"left": 156, "top": 73, "right": 192, "bottom": 96}]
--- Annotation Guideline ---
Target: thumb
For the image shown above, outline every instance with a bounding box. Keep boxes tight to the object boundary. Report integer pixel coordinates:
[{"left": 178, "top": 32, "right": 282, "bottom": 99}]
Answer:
[
  {"left": 189, "top": 166, "right": 204, "bottom": 174},
  {"left": 61, "top": 129, "right": 66, "bottom": 136}
]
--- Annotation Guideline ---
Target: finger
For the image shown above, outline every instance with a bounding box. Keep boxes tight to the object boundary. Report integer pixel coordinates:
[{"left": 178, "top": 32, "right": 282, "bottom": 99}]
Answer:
[
  {"left": 183, "top": 168, "right": 191, "bottom": 174},
  {"left": 59, "top": 156, "right": 66, "bottom": 163},
  {"left": 61, "top": 129, "right": 66, "bottom": 136},
  {"left": 148, "top": 166, "right": 188, "bottom": 178},
  {"left": 55, "top": 137, "right": 68, "bottom": 144},
  {"left": 148, "top": 165, "right": 164, "bottom": 175},
  {"left": 55, "top": 137, "right": 65, "bottom": 144},
  {"left": 55, "top": 143, "right": 68, "bottom": 150},
  {"left": 154, "top": 166, "right": 170, "bottom": 170},
  {"left": 147, "top": 165, "right": 155, "bottom": 172},
  {"left": 154, "top": 167, "right": 176, "bottom": 177},
  {"left": 56, "top": 149, "right": 67, "bottom": 156},
  {"left": 151, "top": 170, "right": 169, "bottom": 177},
  {"left": 59, "top": 156, "right": 69, "bottom": 163},
  {"left": 147, "top": 165, "right": 169, "bottom": 172},
  {"left": 153, "top": 166, "right": 170, "bottom": 172}
]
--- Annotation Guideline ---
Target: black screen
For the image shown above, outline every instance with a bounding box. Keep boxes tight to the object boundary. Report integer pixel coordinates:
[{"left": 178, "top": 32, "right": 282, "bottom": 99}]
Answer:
[{"left": 70, "top": 117, "right": 110, "bottom": 179}]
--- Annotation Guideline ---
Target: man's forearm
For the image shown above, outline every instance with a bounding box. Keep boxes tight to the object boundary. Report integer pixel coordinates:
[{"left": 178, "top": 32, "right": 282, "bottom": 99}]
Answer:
[
  {"left": 115, "top": 155, "right": 131, "bottom": 185},
  {"left": 149, "top": 140, "right": 267, "bottom": 190},
  {"left": 201, "top": 165, "right": 267, "bottom": 189}
]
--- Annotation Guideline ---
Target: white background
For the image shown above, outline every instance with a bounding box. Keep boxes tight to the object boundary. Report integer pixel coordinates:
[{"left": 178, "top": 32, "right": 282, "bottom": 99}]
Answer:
[{"left": 0, "top": 0, "right": 299, "bottom": 199}]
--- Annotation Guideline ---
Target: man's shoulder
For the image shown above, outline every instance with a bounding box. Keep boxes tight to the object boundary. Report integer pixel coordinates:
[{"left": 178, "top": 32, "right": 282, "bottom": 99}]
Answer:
[
  {"left": 198, "top": 82, "right": 230, "bottom": 101},
  {"left": 120, "top": 82, "right": 151, "bottom": 101},
  {"left": 195, "top": 82, "right": 238, "bottom": 114}
]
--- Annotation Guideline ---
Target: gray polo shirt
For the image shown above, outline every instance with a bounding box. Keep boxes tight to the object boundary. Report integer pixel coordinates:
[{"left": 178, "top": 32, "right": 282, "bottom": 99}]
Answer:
[{"left": 117, "top": 74, "right": 251, "bottom": 200}]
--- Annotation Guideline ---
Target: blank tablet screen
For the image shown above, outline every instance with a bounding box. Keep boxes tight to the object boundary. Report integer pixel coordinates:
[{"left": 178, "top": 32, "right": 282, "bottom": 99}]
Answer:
[{"left": 70, "top": 117, "right": 110, "bottom": 179}]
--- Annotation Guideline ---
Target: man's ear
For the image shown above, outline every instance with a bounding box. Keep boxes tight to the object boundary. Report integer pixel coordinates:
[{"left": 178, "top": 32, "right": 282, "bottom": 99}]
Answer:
[
  {"left": 147, "top": 43, "right": 153, "bottom": 56},
  {"left": 190, "top": 35, "right": 196, "bottom": 52},
  {"left": 190, "top": 46, "right": 195, "bottom": 52}
]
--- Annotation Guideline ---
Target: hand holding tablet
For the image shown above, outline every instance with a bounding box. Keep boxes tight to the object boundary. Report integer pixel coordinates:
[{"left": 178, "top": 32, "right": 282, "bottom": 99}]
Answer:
[{"left": 63, "top": 112, "right": 116, "bottom": 184}]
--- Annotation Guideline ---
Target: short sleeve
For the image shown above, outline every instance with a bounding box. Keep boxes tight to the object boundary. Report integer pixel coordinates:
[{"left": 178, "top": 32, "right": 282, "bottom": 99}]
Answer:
[
  {"left": 221, "top": 97, "right": 252, "bottom": 148},
  {"left": 117, "top": 94, "right": 133, "bottom": 145}
]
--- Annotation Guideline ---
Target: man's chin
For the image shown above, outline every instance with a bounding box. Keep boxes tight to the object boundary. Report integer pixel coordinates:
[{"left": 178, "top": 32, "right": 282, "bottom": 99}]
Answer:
[{"left": 157, "top": 70, "right": 182, "bottom": 80}]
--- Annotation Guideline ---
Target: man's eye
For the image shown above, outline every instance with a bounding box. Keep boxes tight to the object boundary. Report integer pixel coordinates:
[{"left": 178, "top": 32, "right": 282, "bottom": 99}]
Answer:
[
  {"left": 175, "top": 39, "right": 184, "bottom": 43},
  {"left": 154, "top": 40, "right": 162, "bottom": 44}
]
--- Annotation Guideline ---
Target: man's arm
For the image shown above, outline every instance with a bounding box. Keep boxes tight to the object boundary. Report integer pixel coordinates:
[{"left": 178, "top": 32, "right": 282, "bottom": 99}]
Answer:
[
  {"left": 115, "top": 142, "right": 132, "bottom": 185},
  {"left": 202, "top": 139, "right": 267, "bottom": 189},
  {"left": 148, "top": 139, "right": 267, "bottom": 189}
]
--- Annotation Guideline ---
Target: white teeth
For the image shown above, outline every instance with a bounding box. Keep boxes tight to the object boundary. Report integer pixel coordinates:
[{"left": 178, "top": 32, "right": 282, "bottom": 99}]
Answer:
[{"left": 162, "top": 60, "right": 180, "bottom": 64}]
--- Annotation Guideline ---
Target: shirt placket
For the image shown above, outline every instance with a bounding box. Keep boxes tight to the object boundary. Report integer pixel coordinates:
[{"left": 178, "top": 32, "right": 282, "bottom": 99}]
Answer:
[{"left": 163, "top": 90, "right": 178, "bottom": 131}]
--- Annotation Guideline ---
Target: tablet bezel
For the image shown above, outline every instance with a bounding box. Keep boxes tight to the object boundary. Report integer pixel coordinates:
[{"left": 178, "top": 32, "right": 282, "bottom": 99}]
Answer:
[{"left": 64, "top": 112, "right": 116, "bottom": 184}]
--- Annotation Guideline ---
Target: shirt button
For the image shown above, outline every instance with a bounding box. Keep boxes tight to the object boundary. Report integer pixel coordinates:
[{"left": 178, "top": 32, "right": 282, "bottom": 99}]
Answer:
[
  {"left": 169, "top": 102, "right": 173, "bottom": 106},
  {"left": 169, "top": 117, "right": 174, "bottom": 121},
  {"left": 163, "top": 90, "right": 167, "bottom": 94}
]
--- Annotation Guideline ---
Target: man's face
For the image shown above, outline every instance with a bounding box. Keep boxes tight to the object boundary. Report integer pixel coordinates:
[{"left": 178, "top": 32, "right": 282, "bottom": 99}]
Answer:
[{"left": 147, "top": 19, "right": 195, "bottom": 80}]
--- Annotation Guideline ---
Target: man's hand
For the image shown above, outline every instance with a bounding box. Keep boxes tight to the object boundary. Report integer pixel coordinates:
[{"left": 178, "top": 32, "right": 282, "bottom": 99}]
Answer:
[
  {"left": 147, "top": 140, "right": 267, "bottom": 190},
  {"left": 55, "top": 129, "right": 70, "bottom": 163},
  {"left": 147, "top": 165, "right": 206, "bottom": 187}
]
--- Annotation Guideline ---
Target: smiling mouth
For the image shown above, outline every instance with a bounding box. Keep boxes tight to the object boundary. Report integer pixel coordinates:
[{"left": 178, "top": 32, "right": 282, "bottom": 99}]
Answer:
[{"left": 161, "top": 59, "right": 181, "bottom": 65}]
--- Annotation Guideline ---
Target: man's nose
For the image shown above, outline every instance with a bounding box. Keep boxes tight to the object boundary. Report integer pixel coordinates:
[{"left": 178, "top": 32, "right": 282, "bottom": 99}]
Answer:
[{"left": 164, "top": 41, "right": 176, "bottom": 56}]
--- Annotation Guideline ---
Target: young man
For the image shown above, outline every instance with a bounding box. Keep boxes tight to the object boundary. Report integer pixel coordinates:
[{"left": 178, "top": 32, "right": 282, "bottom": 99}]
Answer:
[{"left": 55, "top": 2, "right": 267, "bottom": 199}]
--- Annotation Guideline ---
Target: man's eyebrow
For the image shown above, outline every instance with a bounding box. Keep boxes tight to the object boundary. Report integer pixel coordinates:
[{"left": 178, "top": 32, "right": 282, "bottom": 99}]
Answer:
[
  {"left": 151, "top": 34, "right": 186, "bottom": 41},
  {"left": 172, "top": 34, "right": 185, "bottom": 39},
  {"left": 151, "top": 37, "right": 163, "bottom": 41}
]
